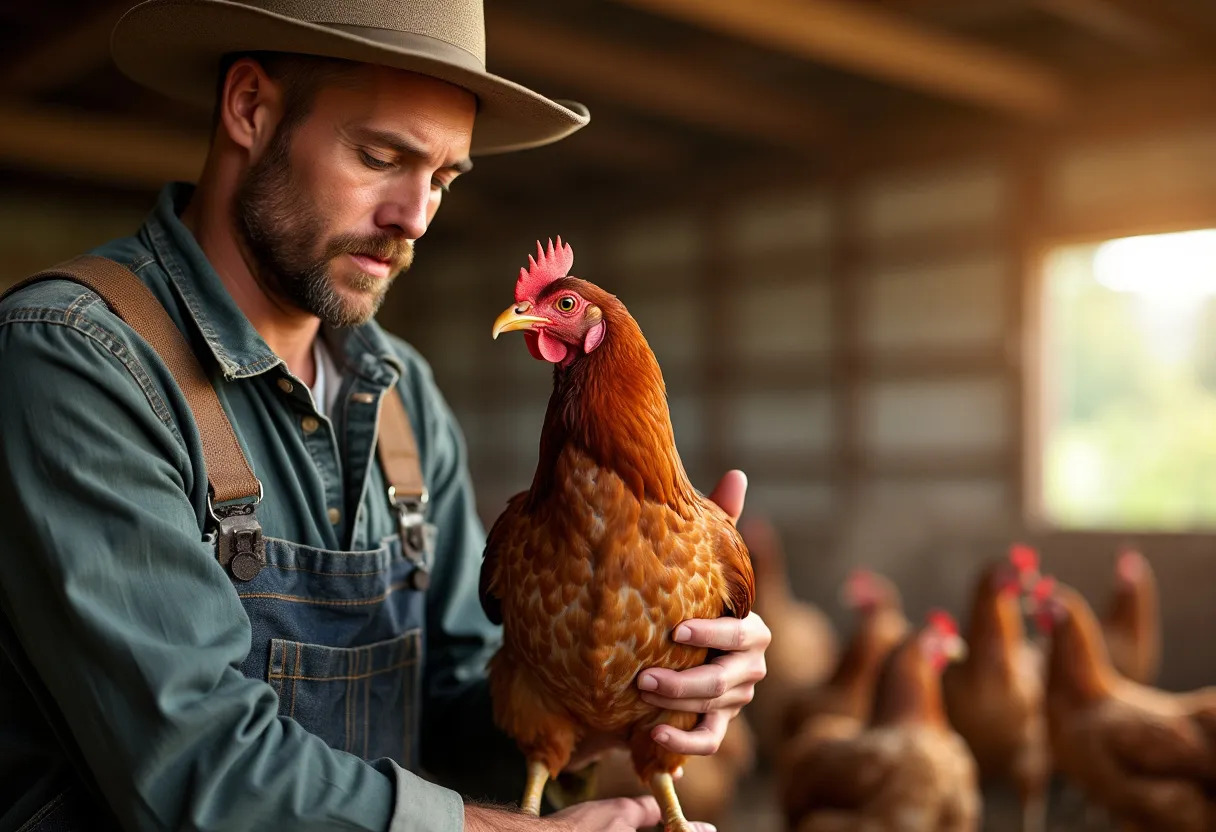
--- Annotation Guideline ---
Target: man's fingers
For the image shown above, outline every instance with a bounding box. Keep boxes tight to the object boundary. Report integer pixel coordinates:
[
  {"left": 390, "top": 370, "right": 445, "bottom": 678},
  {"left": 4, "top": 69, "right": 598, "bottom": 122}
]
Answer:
[
  {"left": 614, "top": 796, "right": 661, "bottom": 828},
  {"left": 640, "top": 685, "right": 755, "bottom": 713},
  {"left": 706, "top": 469, "right": 747, "bottom": 525},
  {"left": 638, "top": 655, "right": 761, "bottom": 710},
  {"left": 651, "top": 710, "right": 731, "bottom": 756},
  {"left": 671, "top": 613, "right": 771, "bottom": 652}
]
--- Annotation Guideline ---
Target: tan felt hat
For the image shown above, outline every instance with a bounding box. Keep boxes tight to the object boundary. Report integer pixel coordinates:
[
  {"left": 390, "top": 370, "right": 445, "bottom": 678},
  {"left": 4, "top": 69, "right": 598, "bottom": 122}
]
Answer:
[{"left": 111, "top": 0, "right": 590, "bottom": 155}]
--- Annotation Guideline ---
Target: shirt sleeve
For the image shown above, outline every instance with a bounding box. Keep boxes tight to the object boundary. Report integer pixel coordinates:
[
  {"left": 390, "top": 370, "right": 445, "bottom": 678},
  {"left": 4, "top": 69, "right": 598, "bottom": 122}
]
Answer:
[
  {"left": 0, "top": 313, "right": 464, "bottom": 832},
  {"left": 400, "top": 354, "right": 526, "bottom": 804}
]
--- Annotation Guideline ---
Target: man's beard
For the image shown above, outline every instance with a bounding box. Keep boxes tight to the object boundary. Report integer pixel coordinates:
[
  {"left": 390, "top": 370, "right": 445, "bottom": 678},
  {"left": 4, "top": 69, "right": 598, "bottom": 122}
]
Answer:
[{"left": 234, "top": 129, "right": 413, "bottom": 328}]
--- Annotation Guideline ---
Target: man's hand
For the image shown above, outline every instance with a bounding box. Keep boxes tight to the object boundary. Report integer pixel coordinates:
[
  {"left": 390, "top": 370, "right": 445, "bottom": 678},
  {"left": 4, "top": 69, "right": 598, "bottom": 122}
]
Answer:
[
  {"left": 465, "top": 800, "right": 717, "bottom": 832},
  {"left": 638, "top": 469, "right": 772, "bottom": 756}
]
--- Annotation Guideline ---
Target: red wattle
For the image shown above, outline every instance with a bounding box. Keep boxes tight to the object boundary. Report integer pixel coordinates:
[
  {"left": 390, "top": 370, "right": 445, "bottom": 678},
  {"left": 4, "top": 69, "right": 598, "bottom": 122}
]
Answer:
[{"left": 536, "top": 329, "right": 569, "bottom": 363}]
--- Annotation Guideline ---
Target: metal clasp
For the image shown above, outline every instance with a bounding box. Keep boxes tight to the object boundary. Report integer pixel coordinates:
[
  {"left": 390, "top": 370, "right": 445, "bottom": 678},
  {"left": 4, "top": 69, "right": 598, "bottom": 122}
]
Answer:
[
  {"left": 208, "top": 483, "right": 265, "bottom": 582},
  {"left": 388, "top": 485, "right": 432, "bottom": 590}
]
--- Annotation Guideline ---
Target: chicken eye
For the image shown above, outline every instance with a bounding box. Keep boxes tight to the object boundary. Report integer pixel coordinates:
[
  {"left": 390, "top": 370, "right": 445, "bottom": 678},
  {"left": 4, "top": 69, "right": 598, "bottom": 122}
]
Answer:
[{"left": 556, "top": 296, "right": 577, "bottom": 313}]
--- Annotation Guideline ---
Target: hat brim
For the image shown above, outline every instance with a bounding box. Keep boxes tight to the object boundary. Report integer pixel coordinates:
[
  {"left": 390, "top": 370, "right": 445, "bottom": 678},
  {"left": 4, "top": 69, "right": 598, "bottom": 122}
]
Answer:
[{"left": 111, "top": 0, "right": 589, "bottom": 155}]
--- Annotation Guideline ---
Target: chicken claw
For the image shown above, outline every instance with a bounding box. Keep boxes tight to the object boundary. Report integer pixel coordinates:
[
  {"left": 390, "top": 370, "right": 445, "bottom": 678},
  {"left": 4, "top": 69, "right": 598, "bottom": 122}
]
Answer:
[
  {"left": 650, "top": 771, "right": 692, "bottom": 832},
  {"left": 521, "top": 759, "right": 550, "bottom": 816}
]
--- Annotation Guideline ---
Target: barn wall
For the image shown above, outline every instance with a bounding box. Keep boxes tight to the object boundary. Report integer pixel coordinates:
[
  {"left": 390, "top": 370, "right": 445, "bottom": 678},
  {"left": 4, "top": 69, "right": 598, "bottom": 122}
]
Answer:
[{"left": 5, "top": 120, "right": 1216, "bottom": 689}]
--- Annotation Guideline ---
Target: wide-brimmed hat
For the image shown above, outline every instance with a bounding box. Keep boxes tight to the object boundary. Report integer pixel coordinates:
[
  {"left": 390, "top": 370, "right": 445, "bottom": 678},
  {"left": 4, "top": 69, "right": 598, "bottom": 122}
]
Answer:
[{"left": 111, "top": 0, "right": 590, "bottom": 155}]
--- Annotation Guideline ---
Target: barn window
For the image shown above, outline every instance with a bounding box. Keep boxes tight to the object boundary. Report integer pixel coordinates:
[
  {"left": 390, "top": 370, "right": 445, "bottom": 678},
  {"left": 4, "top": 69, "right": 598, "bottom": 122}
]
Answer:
[{"left": 1041, "top": 229, "right": 1216, "bottom": 529}]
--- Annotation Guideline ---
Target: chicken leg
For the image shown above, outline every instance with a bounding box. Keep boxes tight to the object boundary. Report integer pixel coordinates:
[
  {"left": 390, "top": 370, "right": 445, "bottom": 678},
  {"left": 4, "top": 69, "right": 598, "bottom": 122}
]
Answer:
[
  {"left": 521, "top": 760, "right": 550, "bottom": 816},
  {"left": 650, "top": 772, "right": 693, "bottom": 832}
]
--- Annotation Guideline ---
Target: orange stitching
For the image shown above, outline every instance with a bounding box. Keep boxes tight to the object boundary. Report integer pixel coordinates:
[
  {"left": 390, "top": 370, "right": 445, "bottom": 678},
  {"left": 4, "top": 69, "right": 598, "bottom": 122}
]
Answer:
[
  {"left": 238, "top": 582, "right": 409, "bottom": 606},
  {"left": 363, "top": 656, "right": 371, "bottom": 759},
  {"left": 290, "top": 642, "right": 301, "bottom": 720},
  {"left": 266, "top": 658, "right": 418, "bottom": 683},
  {"left": 345, "top": 651, "right": 355, "bottom": 754}
]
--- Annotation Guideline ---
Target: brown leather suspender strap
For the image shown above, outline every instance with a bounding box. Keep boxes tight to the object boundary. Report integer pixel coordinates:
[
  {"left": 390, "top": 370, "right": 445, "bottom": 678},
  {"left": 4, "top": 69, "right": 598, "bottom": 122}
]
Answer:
[
  {"left": 377, "top": 390, "right": 426, "bottom": 504},
  {"left": 3, "top": 255, "right": 273, "bottom": 579},
  {"left": 4, "top": 255, "right": 262, "bottom": 506}
]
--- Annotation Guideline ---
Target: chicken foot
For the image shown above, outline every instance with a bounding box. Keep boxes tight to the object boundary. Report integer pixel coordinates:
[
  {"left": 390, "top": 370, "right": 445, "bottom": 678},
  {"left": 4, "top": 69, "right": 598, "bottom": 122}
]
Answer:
[
  {"left": 650, "top": 772, "right": 693, "bottom": 832},
  {"left": 521, "top": 760, "right": 550, "bottom": 816}
]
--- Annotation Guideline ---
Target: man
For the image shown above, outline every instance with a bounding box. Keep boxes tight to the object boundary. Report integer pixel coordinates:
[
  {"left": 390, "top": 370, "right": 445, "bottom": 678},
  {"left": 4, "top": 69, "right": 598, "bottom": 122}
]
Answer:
[{"left": 0, "top": 2, "right": 771, "bottom": 831}]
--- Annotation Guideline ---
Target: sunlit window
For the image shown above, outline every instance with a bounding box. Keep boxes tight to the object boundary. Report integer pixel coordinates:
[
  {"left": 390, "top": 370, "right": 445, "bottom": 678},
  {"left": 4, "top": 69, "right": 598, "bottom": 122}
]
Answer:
[{"left": 1042, "top": 229, "right": 1216, "bottom": 529}]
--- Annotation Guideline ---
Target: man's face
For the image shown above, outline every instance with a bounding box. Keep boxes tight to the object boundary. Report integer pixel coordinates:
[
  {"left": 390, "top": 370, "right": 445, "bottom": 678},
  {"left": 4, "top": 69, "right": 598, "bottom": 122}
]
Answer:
[{"left": 235, "top": 64, "right": 476, "bottom": 328}]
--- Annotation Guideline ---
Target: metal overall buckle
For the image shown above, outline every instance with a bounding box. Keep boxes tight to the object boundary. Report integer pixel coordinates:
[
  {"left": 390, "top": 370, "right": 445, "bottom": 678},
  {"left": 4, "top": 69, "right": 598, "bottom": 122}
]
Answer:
[
  {"left": 208, "top": 481, "right": 266, "bottom": 582},
  {"left": 388, "top": 485, "right": 432, "bottom": 591}
]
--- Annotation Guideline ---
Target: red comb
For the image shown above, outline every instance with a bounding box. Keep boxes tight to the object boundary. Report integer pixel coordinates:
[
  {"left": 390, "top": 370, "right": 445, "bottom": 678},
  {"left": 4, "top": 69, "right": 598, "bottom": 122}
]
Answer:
[
  {"left": 1009, "top": 543, "right": 1039, "bottom": 573},
  {"left": 927, "top": 609, "right": 957, "bottom": 636},
  {"left": 1117, "top": 548, "right": 1145, "bottom": 580},
  {"left": 515, "top": 237, "right": 574, "bottom": 303},
  {"left": 1032, "top": 576, "right": 1056, "bottom": 602}
]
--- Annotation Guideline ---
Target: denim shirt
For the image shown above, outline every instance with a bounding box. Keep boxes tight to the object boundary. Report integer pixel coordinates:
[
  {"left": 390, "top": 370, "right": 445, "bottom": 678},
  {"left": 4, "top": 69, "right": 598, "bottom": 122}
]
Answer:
[{"left": 0, "top": 184, "right": 518, "bottom": 831}]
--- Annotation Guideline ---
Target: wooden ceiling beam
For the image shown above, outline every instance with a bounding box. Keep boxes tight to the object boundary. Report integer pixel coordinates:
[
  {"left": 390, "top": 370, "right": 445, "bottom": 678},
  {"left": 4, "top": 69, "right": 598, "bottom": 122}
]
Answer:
[
  {"left": 611, "top": 0, "right": 1071, "bottom": 119},
  {"left": 0, "top": 103, "right": 208, "bottom": 189},
  {"left": 487, "top": 10, "right": 842, "bottom": 151},
  {"left": 2, "top": 3, "right": 130, "bottom": 94},
  {"left": 1031, "top": 0, "right": 1194, "bottom": 56}
]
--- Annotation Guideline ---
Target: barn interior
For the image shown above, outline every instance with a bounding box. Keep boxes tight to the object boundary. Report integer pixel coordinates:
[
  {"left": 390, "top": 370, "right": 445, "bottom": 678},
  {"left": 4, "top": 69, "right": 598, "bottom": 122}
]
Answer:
[{"left": 4, "top": 1, "right": 1216, "bottom": 829}]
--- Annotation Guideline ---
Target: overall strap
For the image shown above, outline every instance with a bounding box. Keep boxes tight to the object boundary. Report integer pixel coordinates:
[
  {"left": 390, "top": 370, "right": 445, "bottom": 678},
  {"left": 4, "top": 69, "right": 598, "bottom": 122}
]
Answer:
[
  {"left": 2, "top": 255, "right": 266, "bottom": 579},
  {"left": 3, "top": 255, "right": 262, "bottom": 506}
]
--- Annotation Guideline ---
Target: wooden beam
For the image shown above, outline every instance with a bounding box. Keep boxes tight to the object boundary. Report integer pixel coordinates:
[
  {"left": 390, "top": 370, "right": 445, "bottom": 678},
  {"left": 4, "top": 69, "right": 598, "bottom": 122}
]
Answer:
[
  {"left": 611, "top": 0, "right": 1071, "bottom": 119},
  {"left": 487, "top": 10, "right": 842, "bottom": 151},
  {"left": 552, "top": 120, "right": 687, "bottom": 170},
  {"left": 1031, "top": 0, "right": 1180, "bottom": 56},
  {"left": 2, "top": 3, "right": 129, "bottom": 94},
  {"left": 0, "top": 103, "right": 207, "bottom": 188}
]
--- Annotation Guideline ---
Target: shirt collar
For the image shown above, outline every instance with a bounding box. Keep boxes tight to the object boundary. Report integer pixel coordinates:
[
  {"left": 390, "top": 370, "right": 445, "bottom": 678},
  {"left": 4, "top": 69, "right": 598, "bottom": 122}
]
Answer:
[{"left": 141, "top": 182, "right": 403, "bottom": 387}]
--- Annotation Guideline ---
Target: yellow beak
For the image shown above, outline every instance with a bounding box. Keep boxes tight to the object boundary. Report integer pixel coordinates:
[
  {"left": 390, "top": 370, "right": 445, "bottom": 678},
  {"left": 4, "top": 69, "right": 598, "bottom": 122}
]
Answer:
[{"left": 492, "top": 305, "right": 550, "bottom": 339}]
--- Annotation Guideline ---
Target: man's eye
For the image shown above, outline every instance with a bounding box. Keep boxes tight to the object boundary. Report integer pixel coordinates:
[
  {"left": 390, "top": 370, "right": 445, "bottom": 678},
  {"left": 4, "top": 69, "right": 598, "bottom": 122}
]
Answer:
[
  {"left": 431, "top": 177, "right": 451, "bottom": 194},
  {"left": 557, "top": 296, "right": 576, "bottom": 313},
  {"left": 358, "top": 150, "right": 394, "bottom": 171}
]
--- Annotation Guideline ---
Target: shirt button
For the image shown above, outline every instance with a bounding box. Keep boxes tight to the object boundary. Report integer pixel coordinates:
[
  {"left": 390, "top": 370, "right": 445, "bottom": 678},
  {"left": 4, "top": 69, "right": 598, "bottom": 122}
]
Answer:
[
  {"left": 301, "top": 415, "right": 320, "bottom": 434},
  {"left": 327, "top": 507, "right": 342, "bottom": 525},
  {"left": 277, "top": 378, "right": 293, "bottom": 394},
  {"left": 351, "top": 392, "right": 376, "bottom": 404}
]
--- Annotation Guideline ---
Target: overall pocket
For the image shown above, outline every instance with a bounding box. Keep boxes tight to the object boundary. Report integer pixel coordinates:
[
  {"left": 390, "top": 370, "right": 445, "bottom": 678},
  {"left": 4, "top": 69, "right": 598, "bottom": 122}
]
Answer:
[{"left": 267, "top": 629, "right": 421, "bottom": 769}]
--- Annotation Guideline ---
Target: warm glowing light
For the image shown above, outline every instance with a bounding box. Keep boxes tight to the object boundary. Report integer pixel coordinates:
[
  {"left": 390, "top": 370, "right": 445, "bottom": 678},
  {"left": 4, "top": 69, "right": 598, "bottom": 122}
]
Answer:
[{"left": 1094, "top": 229, "right": 1216, "bottom": 296}]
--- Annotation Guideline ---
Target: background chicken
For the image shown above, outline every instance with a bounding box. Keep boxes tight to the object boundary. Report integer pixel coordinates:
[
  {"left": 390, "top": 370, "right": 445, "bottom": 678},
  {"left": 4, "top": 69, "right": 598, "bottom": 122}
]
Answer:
[
  {"left": 781, "top": 611, "right": 980, "bottom": 832},
  {"left": 739, "top": 516, "right": 838, "bottom": 765},
  {"left": 942, "top": 545, "right": 1049, "bottom": 832},
  {"left": 1103, "top": 547, "right": 1162, "bottom": 686},
  {"left": 1031, "top": 576, "right": 1216, "bottom": 831},
  {"left": 781, "top": 569, "right": 909, "bottom": 742},
  {"left": 481, "top": 238, "right": 755, "bottom": 831}
]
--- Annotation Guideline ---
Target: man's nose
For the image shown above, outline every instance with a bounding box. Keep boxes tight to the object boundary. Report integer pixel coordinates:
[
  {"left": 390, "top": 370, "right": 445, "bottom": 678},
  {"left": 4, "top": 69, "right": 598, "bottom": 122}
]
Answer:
[{"left": 374, "top": 177, "right": 432, "bottom": 240}]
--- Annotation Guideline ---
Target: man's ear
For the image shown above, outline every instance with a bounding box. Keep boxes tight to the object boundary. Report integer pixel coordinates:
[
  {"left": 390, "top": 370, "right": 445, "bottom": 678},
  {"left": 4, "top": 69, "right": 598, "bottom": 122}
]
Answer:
[{"left": 217, "top": 58, "right": 284, "bottom": 161}]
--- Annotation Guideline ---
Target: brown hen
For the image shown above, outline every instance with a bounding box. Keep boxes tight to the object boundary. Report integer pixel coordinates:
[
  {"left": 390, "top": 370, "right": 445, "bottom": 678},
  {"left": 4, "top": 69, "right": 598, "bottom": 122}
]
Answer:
[
  {"left": 1103, "top": 547, "right": 1161, "bottom": 686},
  {"left": 482, "top": 239, "right": 754, "bottom": 832},
  {"left": 781, "top": 569, "right": 909, "bottom": 742},
  {"left": 942, "top": 545, "right": 1049, "bottom": 832},
  {"left": 782, "top": 612, "right": 981, "bottom": 832},
  {"left": 1032, "top": 577, "right": 1216, "bottom": 832}
]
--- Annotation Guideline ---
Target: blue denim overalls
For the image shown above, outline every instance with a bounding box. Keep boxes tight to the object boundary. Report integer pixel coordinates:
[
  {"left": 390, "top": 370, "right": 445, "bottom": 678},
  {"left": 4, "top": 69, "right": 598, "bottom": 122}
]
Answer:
[{"left": 7, "top": 258, "right": 434, "bottom": 830}]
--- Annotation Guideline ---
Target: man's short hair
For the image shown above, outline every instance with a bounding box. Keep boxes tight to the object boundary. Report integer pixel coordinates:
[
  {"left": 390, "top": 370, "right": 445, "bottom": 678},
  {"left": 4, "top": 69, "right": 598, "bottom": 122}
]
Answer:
[{"left": 211, "top": 51, "right": 359, "bottom": 138}]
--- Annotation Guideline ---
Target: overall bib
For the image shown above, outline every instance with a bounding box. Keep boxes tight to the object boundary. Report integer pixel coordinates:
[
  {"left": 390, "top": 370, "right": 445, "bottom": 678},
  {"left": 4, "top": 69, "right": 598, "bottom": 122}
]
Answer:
[{"left": 3, "top": 257, "right": 434, "bottom": 830}]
